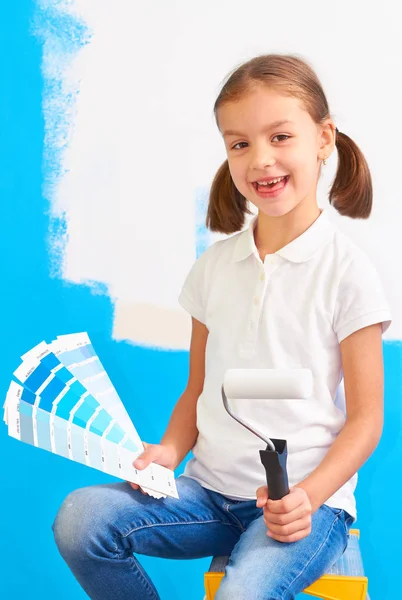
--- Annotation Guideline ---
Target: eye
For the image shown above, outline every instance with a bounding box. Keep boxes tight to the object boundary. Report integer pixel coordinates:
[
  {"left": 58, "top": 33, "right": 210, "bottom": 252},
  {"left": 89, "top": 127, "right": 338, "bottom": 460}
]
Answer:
[
  {"left": 272, "top": 134, "right": 290, "bottom": 142},
  {"left": 231, "top": 142, "right": 248, "bottom": 150},
  {"left": 231, "top": 135, "right": 290, "bottom": 150}
]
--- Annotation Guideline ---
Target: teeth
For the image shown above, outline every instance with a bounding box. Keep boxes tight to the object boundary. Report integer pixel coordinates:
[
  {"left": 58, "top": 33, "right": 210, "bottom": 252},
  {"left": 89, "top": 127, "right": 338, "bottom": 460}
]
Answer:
[{"left": 256, "top": 176, "right": 286, "bottom": 186}]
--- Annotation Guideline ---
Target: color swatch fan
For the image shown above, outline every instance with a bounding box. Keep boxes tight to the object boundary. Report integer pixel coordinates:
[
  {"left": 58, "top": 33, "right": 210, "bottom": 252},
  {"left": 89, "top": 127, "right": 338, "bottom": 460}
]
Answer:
[{"left": 3, "top": 333, "right": 178, "bottom": 499}]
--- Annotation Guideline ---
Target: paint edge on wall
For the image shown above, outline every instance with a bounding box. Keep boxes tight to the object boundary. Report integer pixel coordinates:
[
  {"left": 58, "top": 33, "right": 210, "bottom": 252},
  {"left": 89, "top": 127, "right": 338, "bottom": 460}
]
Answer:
[{"left": 32, "top": 0, "right": 91, "bottom": 279}]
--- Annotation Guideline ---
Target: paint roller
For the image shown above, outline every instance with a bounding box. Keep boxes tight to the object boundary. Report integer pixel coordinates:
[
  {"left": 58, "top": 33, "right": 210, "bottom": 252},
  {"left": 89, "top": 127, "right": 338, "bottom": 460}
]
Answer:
[{"left": 222, "top": 368, "right": 313, "bottom": 500}]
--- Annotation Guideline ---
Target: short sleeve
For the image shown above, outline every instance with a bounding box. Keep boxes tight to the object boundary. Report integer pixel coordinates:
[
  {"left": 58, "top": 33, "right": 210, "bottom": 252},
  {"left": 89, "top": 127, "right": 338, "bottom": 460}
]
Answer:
[
  {"left": 178, "top": 243, "right": 218, "bottom": 324},
  {"left": 333, "top": 251, "right": 392, "bottom": 343}
]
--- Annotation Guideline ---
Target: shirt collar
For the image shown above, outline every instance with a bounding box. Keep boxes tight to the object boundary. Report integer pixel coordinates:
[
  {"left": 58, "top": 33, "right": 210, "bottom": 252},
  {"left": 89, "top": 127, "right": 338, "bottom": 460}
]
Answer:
[{"left": 231, "top": 209, "right": 336, "bottom": 264}]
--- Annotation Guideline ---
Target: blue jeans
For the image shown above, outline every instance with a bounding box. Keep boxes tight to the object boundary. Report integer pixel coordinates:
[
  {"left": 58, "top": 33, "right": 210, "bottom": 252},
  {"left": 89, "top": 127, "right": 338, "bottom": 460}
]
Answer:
[{"left": 53, "top": 475, "right": 354, "bottom": 600}]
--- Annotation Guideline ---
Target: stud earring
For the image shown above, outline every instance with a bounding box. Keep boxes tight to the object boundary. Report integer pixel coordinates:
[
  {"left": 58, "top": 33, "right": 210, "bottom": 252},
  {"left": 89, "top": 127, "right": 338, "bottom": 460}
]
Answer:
[{"left": 323, "top": 157, "right": 327, "bottom": 166}]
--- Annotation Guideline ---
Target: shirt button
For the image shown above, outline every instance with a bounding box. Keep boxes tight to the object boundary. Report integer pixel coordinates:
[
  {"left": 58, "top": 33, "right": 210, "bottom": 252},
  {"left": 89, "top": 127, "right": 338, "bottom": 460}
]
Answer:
[
  {"left": 260, "top": 273, "right": 265, "bottom": 281},
  {"left": 254, "top": 297, "right": 259, "bottom": 305}
]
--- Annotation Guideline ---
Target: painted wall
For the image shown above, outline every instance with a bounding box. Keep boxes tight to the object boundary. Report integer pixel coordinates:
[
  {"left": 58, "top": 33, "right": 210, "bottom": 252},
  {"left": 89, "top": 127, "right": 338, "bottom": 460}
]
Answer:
[{"left": 1, "top": 1, "right": 401, "bottom": 599}]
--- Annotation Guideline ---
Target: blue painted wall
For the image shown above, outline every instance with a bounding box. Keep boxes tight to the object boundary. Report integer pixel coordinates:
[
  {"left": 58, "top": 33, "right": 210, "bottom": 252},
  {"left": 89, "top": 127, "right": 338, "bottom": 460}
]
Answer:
[
  {"left": 0, "top": 4, "right": 210, "bottom": 598},
  {"left": 1, "top": 3, "right": 401, "bottom": 599}
]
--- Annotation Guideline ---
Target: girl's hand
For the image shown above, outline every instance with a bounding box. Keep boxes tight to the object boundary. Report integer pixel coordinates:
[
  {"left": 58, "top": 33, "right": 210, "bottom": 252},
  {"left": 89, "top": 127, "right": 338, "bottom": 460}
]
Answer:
[
  {"left": 256, "top": 486, "right": 312, "bottom": 543},
  {"left": 128, "top": 442, "right": 178, "bottom": 493}
]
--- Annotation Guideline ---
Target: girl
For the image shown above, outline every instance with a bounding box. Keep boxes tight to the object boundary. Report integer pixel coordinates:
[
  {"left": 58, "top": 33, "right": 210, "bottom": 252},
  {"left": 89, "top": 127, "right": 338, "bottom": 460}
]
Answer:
[{"left": 53, "top": 54, "right": 391, "bottom": 600}]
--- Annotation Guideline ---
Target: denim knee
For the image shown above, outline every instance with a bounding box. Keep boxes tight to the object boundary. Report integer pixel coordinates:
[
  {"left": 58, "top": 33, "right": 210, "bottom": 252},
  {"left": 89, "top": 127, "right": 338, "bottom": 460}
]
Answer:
[
  {"left": 52, "top": 486, "right": 116, "bottom": 562},
  {"left": 216, "top": 579, "right": 282, "bottom": 600},
  {"left": 216, "top": 565, "right": 284, "bottom": 600},
  {"left": 215, "top": 581, "right": 246, "bottom": 600}
]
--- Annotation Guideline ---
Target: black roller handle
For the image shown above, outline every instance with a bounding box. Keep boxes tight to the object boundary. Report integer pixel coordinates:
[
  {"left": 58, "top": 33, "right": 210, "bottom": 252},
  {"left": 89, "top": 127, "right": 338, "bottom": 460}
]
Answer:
[{"left": 259, "top": 438, "right": 289, "bottom": 500}]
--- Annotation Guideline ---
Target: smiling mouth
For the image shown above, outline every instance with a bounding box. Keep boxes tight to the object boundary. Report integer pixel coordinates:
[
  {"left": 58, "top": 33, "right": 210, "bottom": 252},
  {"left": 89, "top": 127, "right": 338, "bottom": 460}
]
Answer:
[{"left": 252, "top": 175, "right": 289, "bottom": 191}]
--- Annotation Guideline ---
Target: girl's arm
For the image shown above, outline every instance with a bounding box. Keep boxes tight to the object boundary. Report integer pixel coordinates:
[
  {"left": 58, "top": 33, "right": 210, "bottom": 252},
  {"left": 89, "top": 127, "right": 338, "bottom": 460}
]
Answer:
[
  {"left": 160, "top": 316, "right": 208, "bottom": 469},
  {"left": 298, "top": 322, "right": 384, "bottom": 512}
]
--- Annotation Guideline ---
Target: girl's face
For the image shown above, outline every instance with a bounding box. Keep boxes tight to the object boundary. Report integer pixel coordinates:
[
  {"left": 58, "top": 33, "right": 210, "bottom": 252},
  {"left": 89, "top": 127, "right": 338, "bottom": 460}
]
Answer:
[{"left": 217, "top": 86, "right": 331, "bottom": 218}]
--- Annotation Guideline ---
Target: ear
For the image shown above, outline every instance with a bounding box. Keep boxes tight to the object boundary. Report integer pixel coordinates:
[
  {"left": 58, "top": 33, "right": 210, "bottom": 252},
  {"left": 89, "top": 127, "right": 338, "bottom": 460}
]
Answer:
[{"left": 317, "top": 119, "right": 336, "bottom": 161}]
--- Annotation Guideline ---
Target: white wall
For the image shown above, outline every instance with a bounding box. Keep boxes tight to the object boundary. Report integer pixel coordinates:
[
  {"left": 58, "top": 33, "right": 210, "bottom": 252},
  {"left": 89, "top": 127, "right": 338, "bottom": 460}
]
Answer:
[{"left": 43, "top": 0, "right": 402, "bottom": 348}]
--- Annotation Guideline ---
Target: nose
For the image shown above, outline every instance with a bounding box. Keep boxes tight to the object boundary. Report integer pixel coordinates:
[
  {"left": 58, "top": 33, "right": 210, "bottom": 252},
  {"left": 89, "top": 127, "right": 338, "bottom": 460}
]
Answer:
[{"left": 249, "top": 143, "right": 276, "bottom": 170}]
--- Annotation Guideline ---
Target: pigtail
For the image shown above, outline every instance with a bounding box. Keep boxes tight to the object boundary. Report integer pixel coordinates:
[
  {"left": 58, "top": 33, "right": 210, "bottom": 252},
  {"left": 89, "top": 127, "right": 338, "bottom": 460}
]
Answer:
[
  {"left": 329, "top": 131, "right": 372, "bottom": 219},
  {"left": 206, "top": 159, "right": 252, "bottom": 234}
]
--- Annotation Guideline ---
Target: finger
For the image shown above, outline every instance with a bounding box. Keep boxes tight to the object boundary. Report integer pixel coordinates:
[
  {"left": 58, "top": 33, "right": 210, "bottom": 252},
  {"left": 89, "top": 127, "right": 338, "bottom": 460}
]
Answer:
[
  {"left": 131, "top": 442, "right": 149, "bottom": 467},
  {"left": 264, "top": 504, "right": 310, "bottom": 526},
  {"left": 267, "top": 525, "right": 311, "bottom": 543},
  {"left": 256, "top": 486, "right": 268, "bottom": 507},
  {"left": 128, "top": 482, "right": 139, "bottom": 490},
  {"left": 266, "top": 494, "right": 300, "bottom": 514},
  {"left": 265, "top": 516, "right": 311, "bottom": 537},
  {"left": 133, "top": 456, "right": 145, "bottom": 469},
  {"left": 133, "top": 445, "right": 158, "bottom": 470},
  {"left": 133, "top": 447, "right": 145, "bottom": 469}
]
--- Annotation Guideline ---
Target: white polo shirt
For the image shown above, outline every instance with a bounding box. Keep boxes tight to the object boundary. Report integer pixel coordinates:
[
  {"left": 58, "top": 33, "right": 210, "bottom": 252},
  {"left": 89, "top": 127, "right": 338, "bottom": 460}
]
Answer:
[{"left": 178, "top": 210, "right": 391, "bottom": 520}]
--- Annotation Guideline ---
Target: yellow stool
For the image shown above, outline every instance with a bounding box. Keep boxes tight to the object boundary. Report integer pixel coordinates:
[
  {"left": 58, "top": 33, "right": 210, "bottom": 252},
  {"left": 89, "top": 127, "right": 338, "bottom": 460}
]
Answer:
[{"left": 204, "top": 529, "right": 369, "bottom": 600}]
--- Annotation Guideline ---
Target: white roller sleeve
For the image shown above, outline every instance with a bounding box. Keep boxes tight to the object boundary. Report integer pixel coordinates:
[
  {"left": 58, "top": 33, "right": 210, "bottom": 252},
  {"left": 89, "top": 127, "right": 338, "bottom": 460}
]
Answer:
[{"left": 223, "top": 369, "right": 313, "bottom": 400}]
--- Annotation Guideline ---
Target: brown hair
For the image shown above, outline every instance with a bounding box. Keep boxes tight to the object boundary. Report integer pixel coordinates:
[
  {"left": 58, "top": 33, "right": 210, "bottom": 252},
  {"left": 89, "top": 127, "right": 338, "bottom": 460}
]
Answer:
[{"left": 206, "top": 54, "right": 372, "bottom": 234}]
